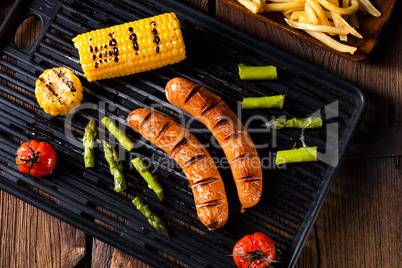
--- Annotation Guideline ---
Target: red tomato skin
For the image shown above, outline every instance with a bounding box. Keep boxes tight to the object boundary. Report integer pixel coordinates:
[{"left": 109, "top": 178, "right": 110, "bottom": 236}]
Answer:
[
  {"left": 232, "top": 232, "right": 276, "bottom": 268},
  {"left": 16, "top": 141, "right": 57, "bottom": 178}
]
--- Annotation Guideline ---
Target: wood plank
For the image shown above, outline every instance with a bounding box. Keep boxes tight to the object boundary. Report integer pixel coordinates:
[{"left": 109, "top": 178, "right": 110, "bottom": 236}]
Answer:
[
  {"left": 297, "top": 158, "right": 402, "bottom": 268},
  {"left": 91, "top": 238, "right": 149, "bottom": 268},
  {"left": 0, "top": 191, "right": 87, "bottom": 268}
]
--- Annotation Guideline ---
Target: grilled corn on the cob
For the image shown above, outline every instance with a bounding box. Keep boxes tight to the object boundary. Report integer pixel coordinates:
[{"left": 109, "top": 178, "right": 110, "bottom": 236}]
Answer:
[
  {"left": 72, "top": 13, "right": 186, "bottom": 82},
  {"left": 35, "top": 67, "right": 83, "bottom": 116}
]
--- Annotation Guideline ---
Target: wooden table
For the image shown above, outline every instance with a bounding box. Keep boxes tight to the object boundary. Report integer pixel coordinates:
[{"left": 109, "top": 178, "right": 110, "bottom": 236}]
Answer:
[{"left": 1, "top": 0, "right": 401, "bottom": 267}]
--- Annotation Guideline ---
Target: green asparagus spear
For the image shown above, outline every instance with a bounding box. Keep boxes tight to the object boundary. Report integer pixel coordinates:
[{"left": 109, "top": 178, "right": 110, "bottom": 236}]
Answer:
[
  {"left": 101, "top": 116, "right": 134, "bottom": 151},
  {"left": 275, "top": 146, "right": 317, "bottom": 165},
  {"left": 132, "top": 197, "right": 170, "bottom": 239},
  {"left": 265, "top": 117, "right": 323, "bottom": 129},
  {"left": 83, "top": 118, "right": 97, "bottom": 168},
  {"left": 102, "top": 140, "right": 127, "bottom": 192},
  {"left": 132, "top": 158, "right": 164, "bottom": 201},
  {"left": 241, "top": 95, "right": 285, "bottom": 109},
  {"left": 238, "top": 63, "right": 278, "bottom": 80}
]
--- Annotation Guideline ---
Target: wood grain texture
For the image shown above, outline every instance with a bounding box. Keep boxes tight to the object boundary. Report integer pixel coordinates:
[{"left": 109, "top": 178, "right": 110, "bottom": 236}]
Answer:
[
  {"left": 0, "top": 0, "right": 401, "bottom": 267},
  {"left": 91, "top": 238, "right": 149, "bottom": 268},
  {"left": 0, "top": 191, "right": 87, "bottom": 268}
]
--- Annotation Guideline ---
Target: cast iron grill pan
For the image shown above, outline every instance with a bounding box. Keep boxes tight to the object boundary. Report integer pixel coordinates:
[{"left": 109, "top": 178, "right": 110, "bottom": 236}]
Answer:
[{"left": 0, "top": 0, "right": 365, "bottom": 267}]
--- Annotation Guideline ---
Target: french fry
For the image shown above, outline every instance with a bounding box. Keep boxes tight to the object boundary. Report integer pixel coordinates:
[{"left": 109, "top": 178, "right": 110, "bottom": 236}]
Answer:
[
  {"left": 282, "top": 10, "right": 295, "bottom": 18},
  {"left": 253, "top": 0, "right": 265, "bottom": 13},
  {"left": 285, "top": 18, "right": 351, "bottom": 35},
  {"left": 306, "top": 0, "right": 331, "bottom": 26},
  {"left": 305, "top": 2, "right": 319, "bottom": 24},
  {"left": 298, "top": 14, "right": 312, "bottom": 23},
  {"left": 269, "top": 0, "right": 305, "bottom": 2},
  {"left": 237, "top": 0, "right": 262, "bottom": 13},
  {"left": 306, "top": 30, "right": 357, "bottom": 54},
  {"left": 262, "top": 0, "right": 381, "bottom": 54},
  {"left": 359, "top": 0, "right": 381, "bottom": 17},
  {"left": 331, "top": 12, "right": 362, "bottom": 38},
  {"left": 333, "top": 18, "right": 348, "bottom": 41},
  {"left": 325, "top": 0, "right": 347, "bottom": 40},
  {"left": 289, "top": 11, "right": 307, "bottom": 20},
  {"left": 262, "top": 2, "right": 305, "bottom": 12},
  {"left": 316, "top": 0, "right": 359, "bottom": 14}
]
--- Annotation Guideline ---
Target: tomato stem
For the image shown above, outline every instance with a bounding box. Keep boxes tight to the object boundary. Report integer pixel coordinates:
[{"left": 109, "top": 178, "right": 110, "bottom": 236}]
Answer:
[
  {"left": 16, "top": 141, "right": 40, "bottom": 176},
  {"left": 230, "top": 248, "right": 280, "bottom": 267}
]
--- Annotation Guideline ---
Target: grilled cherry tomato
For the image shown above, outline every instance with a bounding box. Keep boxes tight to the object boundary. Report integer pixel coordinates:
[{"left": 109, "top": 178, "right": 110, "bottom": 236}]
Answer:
[
  {"left": 16, "top": 140, "right": 57, "bottom": 178},
  {"left": 232, "top": 232, "right": 277, "bottom": 268}
]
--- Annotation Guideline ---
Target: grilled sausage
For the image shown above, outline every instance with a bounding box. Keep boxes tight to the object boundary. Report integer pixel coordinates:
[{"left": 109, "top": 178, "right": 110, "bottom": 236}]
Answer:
[
  {"left": 165, "top": 78, "right": 262, "bottom": 212},
  {"left": 127, "top": 108, "right": 228, "bottom": 231}
]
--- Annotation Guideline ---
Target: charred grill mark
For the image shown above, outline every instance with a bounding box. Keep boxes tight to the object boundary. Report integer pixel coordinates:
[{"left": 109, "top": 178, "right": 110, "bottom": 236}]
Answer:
[
  {"left": 130, "top": 33, "right": 137, "bottom": 41},
  {"left": 171, "top": 136, "right": 190, "bottom": 156},
  {"left": 196, "top": 199, "right": 223, "bottom": 208},
  {"left": 133, "top": 42, "right": 139, "bottom": 50},
  {"left": 238, "top": 175, "right": 261, "bottom": 183},
  {"left": 232, "top": 152, "right": 257, "bottom": 163},
  {"left": 183, "top": 153, "right": 207, "bottom": 169},
  {"left": 140, "top": 110, "right": 154, "bottom": 131},
  {"left": 155, "top": 121, "right": 172, "bottom": 142},
  {"left": 222, "top": 131, "right": 244, "bottom": 143},
  {"left": 212, "top": 114, "right": 236, "bottom": 132},
  {"left": 184, "top": 85, "right": 203, "bottom": 106},
  {"left": 109, "top": 38, "right": 117, "bottom": 46},
  {"left": 192, "top": 177, "right": 218, "bottom": 189},
  {"left": 201, "top": 99, "right": 223, "bottom": 118},
  {"left": 45, "top": 83, "right": 56, "bottom": 96},
  {"left": 154, "top": 36, "right": 160, "bottom": 45},
  {"left": 52, "top": 68, "right": 75, "bottom": 92},
  {"left": 52, "top": 68, "right": 63, "bottom": 77}
]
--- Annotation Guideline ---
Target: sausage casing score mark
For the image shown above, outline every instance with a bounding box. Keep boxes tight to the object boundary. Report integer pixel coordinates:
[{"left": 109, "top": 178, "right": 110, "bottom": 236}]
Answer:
[
  {"left": 165, "top": 77, "right": 263, "bottom": 212},
  {"left": 127, "top": 108, "right": 229, "bottom": 230}
]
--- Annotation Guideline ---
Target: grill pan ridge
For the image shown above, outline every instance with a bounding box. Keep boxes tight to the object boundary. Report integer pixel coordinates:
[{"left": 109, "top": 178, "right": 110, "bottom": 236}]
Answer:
[{"left": 0, "top": 0, "right": 365, "bottom": 267}]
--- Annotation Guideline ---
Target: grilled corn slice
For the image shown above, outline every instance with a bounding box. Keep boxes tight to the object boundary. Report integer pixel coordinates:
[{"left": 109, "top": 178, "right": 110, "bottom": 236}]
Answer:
[
  {"left": 35, "top": 67, "right": 83, "bottom": 116},
  {"left": 72, "top": 13, "right": 186, "bottom": 82}
]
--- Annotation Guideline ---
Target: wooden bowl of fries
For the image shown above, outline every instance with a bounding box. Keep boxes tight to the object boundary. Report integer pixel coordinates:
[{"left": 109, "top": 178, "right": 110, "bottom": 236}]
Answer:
[{"left": 218, "top": 0, "right": 396, "bottom": 60}]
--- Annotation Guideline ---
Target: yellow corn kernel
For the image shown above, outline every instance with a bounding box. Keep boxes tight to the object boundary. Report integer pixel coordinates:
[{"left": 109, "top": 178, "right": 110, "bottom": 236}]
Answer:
[
  {"left": 35, "top": 67, "right": 83, "bottom": 116},
  {"left": 72, "top": 13, "right": 186, "bottom": 82}
]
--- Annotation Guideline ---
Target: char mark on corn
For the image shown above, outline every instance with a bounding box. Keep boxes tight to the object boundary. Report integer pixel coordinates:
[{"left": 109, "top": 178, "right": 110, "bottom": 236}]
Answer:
[{"left": 73, "top": 13, "right": 186, "bottom": 82}]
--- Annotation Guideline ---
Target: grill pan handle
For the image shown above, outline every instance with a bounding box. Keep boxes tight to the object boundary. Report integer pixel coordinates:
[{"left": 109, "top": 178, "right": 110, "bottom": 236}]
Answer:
[
  {"left": 0, "top": 0, "right": 26, "bottom": 49},
  {"left": 0, "top": 0, "right": 61, "bottom": 58}
]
